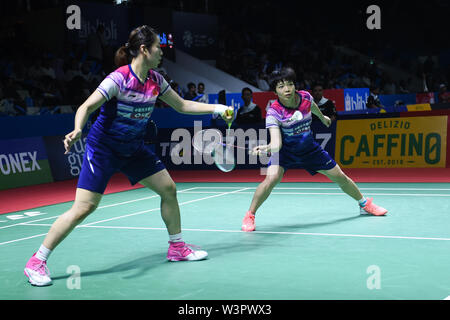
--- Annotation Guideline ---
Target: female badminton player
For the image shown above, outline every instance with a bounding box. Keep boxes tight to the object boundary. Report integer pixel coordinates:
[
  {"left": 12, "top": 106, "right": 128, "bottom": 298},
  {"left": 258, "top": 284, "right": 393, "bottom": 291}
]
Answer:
[
  {"left": 24, "top": 25, "right": 233, "bottom": 286},
  {"left": 241, "top": 67, "right": 387, "bottom": 232}
]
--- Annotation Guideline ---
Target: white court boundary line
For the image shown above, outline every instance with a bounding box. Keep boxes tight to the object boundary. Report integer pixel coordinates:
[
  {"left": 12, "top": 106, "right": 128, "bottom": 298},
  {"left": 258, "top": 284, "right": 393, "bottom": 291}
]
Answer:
[
  {"left": 0, "top": 186, "right": 199, "bottom": 230},
  {"left": 0, "top": 187, "right": 250, "bottom": 246},
  {"left": 80, "top": 187, "right": 250, "bottom": 227},
  {"left": 193, "top": 186, "right": 450, "bottom": 191},
  {"left": 180, "top": 191, "right": 450, "bottom": 197},
  {"left": 2, "top": 186, "right": 450, "bottom": 231},
  {"left": 2, "top": 185, "right": 449, "bottom": 245},
  {"left": 19, "top": 224, "right": 450, "bottom": 242}
]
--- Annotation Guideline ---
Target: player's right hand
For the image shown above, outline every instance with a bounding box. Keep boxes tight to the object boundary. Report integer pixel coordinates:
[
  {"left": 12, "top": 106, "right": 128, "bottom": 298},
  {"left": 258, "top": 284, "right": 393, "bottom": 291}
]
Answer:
[
  {"left": 221, "top": 106, "right": 234, "bottom": 125},
  {"left": 63, "top": 128, "right": 82, "bottom": 154},
  {"left": 250, "top": 145, "right": 270, "bottom": 156}
]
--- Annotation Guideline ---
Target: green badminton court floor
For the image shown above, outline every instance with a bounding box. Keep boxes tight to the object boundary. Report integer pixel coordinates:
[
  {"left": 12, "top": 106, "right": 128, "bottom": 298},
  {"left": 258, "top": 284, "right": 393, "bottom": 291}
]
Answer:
[{"left": 1, "top": 182, "right": 450, "bottom": 300}]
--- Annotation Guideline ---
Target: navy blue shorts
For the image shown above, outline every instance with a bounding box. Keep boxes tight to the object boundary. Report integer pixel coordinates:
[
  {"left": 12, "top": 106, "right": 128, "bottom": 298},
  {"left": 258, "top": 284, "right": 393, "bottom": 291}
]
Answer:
[
  {"left": 77, "top": 138, "right": 165, "bottom": 194},
  {"left": 269, "top": 143, "right": 336, "bottom": 175}
]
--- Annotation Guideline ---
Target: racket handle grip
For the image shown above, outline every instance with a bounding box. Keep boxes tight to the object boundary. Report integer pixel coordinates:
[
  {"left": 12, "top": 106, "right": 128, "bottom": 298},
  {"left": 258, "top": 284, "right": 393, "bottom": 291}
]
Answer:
[{"left": 225, "top": 108, "right": 233, "bottom": 129}]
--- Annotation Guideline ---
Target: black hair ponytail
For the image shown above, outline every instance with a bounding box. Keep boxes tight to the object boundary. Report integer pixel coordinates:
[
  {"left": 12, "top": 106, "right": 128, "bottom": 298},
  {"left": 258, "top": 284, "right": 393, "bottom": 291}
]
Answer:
[{"left": 114, "top": 25, "right": 158, "bottom": 68}]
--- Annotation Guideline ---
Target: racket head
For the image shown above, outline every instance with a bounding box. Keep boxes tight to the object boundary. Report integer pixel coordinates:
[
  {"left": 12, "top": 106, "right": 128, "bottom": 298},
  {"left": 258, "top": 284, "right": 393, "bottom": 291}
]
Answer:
[
  {"left": 192, "top": 128, "right": 223, "bottom": 154},
  {"left": 212, "top": 143, "right": 236, "bottom": 172}
]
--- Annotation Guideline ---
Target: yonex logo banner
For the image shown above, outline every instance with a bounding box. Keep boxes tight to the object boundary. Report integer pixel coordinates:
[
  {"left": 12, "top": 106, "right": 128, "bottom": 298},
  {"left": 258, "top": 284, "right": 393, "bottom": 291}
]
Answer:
[
  {"left": 0, "top": 137, "right": 53, "bottom": 190},
  {"left": 335, "top": 116, "right": 448, "bottom": 168}
]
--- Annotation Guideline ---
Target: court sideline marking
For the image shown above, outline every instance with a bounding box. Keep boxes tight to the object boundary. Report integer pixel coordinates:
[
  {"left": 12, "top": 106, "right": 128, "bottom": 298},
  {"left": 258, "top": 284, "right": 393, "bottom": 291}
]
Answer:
[
  {"left": 0, "top": 186, "right": 199, "bottom": 230},
  {"left": 0, "top": 187, "right": 250, "bottom": 246},
  {"left": 193, "top": 187, "right": 450, "bottom": 191},
  {"left": 2, "top": 185, "right": 448, "bottom": 228},
  {"left": 19, "top": 224, "right": 450, "bottom": 242},
  {"left": 180, "top": 191, "right": 450, "bottom": 197}
]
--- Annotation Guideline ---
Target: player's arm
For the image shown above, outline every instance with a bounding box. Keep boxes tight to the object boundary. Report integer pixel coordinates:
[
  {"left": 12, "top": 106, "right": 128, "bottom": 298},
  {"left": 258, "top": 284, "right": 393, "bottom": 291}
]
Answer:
[
  {"left": 251, "top": 126, "right": 282, "bottom": 155},
  {"left": 159, "top": 87, "right": 233, "bottom": 122},
  {"left": 311, "top": 100, "right": 331, "bottom": 127},
  {"left": 64, "top": 90, "right": 106, "bottom": 154},
  {"left": 268, "top": 126, "right": 282, "bottom": 153}
]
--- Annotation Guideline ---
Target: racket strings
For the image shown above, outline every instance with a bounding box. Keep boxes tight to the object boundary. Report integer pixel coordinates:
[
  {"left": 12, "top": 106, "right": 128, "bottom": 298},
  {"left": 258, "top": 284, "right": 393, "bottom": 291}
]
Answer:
[
  {"left": 192, "top": 129, "right": 238, "bottom": 172},
  {"left": 213, "top": 144, "right": 236, "bottom": 172}
]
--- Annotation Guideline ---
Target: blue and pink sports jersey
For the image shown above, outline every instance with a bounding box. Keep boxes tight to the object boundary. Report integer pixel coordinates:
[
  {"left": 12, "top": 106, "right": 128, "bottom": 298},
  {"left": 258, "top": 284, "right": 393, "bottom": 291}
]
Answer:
[
  {"left": 266, "top": 90, "right": 314, "bottom": 153},
  {"left": 92, "top": 64, "right": 170, "bottom": 143}
]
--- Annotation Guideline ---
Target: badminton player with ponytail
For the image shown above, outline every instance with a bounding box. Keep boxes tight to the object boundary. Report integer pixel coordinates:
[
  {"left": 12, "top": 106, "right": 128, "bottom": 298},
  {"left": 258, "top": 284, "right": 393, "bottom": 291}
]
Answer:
[
  {"left": 241, "top": 67, "right": 387, "bottom": 232},
  {"left": 24, "top": 25, "right": 233, "bottom": 286}
]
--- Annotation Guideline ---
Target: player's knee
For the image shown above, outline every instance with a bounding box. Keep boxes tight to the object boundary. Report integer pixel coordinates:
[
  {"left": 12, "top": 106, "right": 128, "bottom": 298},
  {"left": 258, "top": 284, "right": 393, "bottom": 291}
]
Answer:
[
  {"left": 265, "top": 174, "right": 281, "bottom": 188},
  {"left": 161, "top": 181, "right": 177, "bottom": 198},
  {"left": 333, "top": 172, "right": 349, "bottom": 185},
  {"left": 71, "top": 201, "right": 97, "bottom": 221}
]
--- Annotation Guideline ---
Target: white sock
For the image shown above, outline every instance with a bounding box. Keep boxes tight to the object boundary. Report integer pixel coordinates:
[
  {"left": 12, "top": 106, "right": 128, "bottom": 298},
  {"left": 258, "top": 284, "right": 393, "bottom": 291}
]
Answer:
[
  {"left": 35, "top": 244, "right": 52, "bottom": 261},
  {"left": 169, "top": 232, "right": 183, "bottom": 243},
  {"left": 358, "top": 197, "right": 367, "bottom": 207}
]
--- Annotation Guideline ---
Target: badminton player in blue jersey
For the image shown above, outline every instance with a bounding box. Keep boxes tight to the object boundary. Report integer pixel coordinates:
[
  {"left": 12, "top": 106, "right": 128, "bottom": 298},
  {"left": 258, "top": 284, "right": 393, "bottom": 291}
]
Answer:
[
  {"left": 24, "top": 25, "right": 233, "bottom": 286},
  {"left": 242, "top": 67, "right": 387, "bottom": 232}
]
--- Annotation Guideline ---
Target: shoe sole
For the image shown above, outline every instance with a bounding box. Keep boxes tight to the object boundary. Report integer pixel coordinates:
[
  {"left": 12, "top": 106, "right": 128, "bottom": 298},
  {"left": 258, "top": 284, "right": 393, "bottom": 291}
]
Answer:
[
  {"left": 242, "top": 225, "right": 255, "bottom": 232},
  {"left": 167, "top": 257, "right": 208, "bottom": 262},
  {"left": 167, "top": 252, "right": 208, "bottom": 262},
  {"left": 24, "top": 269, "right": 52, "bottom": 287},
  {"left": 360, "top": 211, "right": 387, "bottom": 216}
]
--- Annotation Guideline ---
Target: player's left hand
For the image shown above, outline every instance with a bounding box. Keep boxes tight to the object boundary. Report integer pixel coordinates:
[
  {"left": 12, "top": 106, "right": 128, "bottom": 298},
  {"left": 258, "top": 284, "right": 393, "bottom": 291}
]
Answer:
[{"left": 322, "top": 116, "right": 331, "bottom": 127}]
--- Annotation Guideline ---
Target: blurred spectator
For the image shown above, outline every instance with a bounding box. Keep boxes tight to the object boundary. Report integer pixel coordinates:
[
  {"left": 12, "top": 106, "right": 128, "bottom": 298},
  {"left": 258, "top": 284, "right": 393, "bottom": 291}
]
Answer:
[
  {"left": 423, "top": 55, "right": 434, "bottom": 75},
  {"left": 170, "top": 81, "right": 184, "bottom": 97},
  {"left": 87, "top": 24, "right": 106, "bottom": 65},
  {"left": 41, "top": 58, "right": 56, "bottom": 80},
  {"left": 79, "top": 61, "right": 102, "bottom": 86},
  {"left": 40, "top": 75, "right": 63, "bottom": 106},
  {"left": 64, "top": 58, "right": 82, "bottom": 82},
  {"left": 438, "top": 84, "right": 450, "bottom": 103},
  {"left": 422, "top": 72, "right": 430, "bottom": 92},
  {"left": 184, "top": 82, "right": 197, "bottom": 100},
  {"left": 382, "top": 75, "right": 396, "bottom": 95},
  {"left": 367, "top": 86, "right": 383, "bottom": 109},
  {"left": 196, "top": 82, "right": 209, "bottom": 103},
  {"left": 256, "top": 71, "right": 270, "bottom": 91},
  {"left": 2, "top": 0, "right": 449, "bottom": 117},
  {"left": 0, "top": 80, "right": 13, "bottom": 116},
  {"left": 0, "top": 78, "right": 26, "bottom": 116},
  {"left": 29, "top": 58, "right": 46, "bottom": 80},
  {"left": 398, "top": 80, "right": 410, "bottom": 94},
  {"left": 361, "top": 73, "right": 371, "bottom": 88},
  {"left": 311, "top": 84, "right": 337, "bottom": 122},
  {"left": 10, "top": 60, "right": 27, "bottom": 83},
  {"left": 235, "top": 87, "right": 262, "bottom": 125},
  {"left": 66, "top": 75, "right": 90, "bottom": 105}
]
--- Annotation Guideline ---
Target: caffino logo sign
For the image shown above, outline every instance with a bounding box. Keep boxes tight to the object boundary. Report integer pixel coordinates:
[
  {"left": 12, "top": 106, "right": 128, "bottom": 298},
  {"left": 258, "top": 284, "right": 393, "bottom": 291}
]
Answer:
[{"left": 335, "top": 116, "right": 448, "bottom": 168}]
